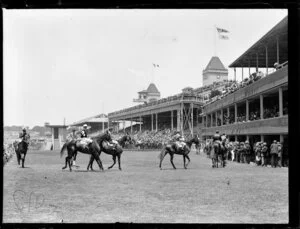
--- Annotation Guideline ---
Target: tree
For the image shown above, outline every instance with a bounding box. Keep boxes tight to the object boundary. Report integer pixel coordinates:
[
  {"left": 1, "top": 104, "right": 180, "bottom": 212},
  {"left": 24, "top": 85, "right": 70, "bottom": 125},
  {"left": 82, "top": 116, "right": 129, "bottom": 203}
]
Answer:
[{"left": 209, "top": 89, "right": 222, "bottom": 99}]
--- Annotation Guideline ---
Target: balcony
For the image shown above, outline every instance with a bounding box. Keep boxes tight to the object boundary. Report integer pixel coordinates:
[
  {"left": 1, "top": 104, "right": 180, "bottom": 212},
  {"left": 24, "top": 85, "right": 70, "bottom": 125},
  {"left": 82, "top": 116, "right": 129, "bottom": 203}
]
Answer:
[{"left": 201, "top": 115, "right": 288, "bottom": 136}]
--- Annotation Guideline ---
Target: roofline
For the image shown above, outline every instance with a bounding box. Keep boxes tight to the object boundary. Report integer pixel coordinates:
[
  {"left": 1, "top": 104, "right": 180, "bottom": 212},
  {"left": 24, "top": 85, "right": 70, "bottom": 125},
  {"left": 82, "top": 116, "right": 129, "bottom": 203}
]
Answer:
[{"left": 229, "top": 16, "right": 287, "bottom": 68}]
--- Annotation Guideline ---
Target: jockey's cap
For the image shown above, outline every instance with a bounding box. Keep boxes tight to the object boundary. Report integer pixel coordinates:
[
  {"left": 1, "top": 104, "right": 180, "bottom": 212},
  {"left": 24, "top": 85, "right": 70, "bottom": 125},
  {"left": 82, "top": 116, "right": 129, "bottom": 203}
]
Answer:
[
  {"left": 273, "top": 140, "right": 277, "bottom": 143},
  {"left": 83, "top": 124, "right": 88, "bottom": 128},
  {"left": 245, "top": 140, "right": 249, "bottom": 144},
  {"left": 22, "top": 127, "right": 26, "bottom": 131}
]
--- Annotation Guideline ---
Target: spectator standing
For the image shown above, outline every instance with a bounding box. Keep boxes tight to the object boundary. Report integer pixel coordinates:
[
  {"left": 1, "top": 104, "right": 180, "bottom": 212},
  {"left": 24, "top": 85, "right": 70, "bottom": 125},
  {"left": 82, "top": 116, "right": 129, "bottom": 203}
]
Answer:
[
  {"left": 255, "top": 142, "right": 262, "bottom": 165},
  {"left": 244, "top": 140, "right": 251, "bottom": 164},
  {"left": 270, "top": 140, "right": 279, "bottom": 168},
  {"left": 261, "top": 143, "right": 268, "bottom": 166},
  {"left": 277, "top": 142, "right": 283, "bottom": 168}
]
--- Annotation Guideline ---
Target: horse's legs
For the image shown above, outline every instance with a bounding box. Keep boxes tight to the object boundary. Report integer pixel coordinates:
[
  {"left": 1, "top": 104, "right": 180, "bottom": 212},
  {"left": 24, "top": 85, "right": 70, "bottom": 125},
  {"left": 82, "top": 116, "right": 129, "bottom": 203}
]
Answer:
[
  {"left": 108, "top": 155, "right": 116, "bottom": 169},
  {"left": 62, "top": 156, "right": 68, "bottom": 170},
  {"left": 92, "top": 150, "right": 103, "bottom": 171},
  {"left": 170, "top": 154, "right": 176, "bottom": 169},
  {"left": 117, "top": 154, "right": 122, "bottom": 170},
  {"left": 67, "top": 156, "right": 72, "bottom": 171},
  {"left": 17, "top": 152, "right": 21, "bottom": 165},
  {"left": 159, "top": 150, "right": 167, "bottom": 170},
  {"left": 185, "top": 155, "right": 191, "bottom": 167},
  {"left": 183, "top": 155, "right": 187, "bottom": 169},
  {"left": 87, "top": 155, "right": 94, "bottom": 171}
]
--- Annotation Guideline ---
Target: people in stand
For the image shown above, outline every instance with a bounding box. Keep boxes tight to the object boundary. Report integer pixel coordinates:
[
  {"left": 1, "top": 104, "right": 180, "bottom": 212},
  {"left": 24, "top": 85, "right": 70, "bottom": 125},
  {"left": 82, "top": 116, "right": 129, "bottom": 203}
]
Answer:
[{"left": 270, "top": 140, "right": 279, "bottom": 168}]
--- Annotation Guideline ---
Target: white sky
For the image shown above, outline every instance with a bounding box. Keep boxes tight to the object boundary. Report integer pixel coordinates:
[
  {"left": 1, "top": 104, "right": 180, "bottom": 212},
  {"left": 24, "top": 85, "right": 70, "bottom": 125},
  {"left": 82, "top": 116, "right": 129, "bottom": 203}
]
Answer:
[{"left": 3, "top": 9, "right": 287, "bottom": 128}]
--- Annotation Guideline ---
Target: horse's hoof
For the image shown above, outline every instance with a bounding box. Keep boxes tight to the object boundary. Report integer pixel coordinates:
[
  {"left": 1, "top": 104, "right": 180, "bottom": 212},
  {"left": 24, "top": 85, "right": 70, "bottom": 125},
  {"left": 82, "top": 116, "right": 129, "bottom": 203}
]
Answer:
[
  {"left": 62, "top": 167, "right": 66, "bottom": 170},
  {"left": 119, "top": 168, "right": 122, "bottom": 171}
]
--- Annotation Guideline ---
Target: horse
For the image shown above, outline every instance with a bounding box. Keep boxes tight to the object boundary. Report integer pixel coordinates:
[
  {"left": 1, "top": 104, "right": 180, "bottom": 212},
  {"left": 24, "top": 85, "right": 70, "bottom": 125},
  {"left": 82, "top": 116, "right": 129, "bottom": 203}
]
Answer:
[
  {"left": 208, "top": 140, "right": 227, "bottom": 168},
  {"left": 87, "top": 134, "right": 132, "bottom": 171},
  {"left": 60, "top": 139, "right": 103, "bottom": 172},
  {"left": 13, "top": 140, "right": 29, "bottom": 168},
  {"left": 158, "top": 135, "right": 199, "bottom": 170}
]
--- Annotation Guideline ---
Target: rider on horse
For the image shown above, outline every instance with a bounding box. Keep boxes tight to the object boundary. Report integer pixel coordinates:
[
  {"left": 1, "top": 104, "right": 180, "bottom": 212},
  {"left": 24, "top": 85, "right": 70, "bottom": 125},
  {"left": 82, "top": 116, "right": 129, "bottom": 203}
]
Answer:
[
  {"left": 213, "top": 131, "right": 222, "bottom": 146},
  {"left": 77, "top": 124, "right": 93, "bottom": 151},
  {"left": 172, "top": 131, "right": 186, "bottom": 151},
  {"left": 19, "top": 127, "right": 30, "bottom": 147}
]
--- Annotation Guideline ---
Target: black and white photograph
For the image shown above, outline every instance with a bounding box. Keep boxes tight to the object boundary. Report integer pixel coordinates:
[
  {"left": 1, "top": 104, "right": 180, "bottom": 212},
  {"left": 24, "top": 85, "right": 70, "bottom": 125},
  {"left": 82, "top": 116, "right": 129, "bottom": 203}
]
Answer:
[{"left": 3, "top": 9, "right": 288, "bottom": 223}]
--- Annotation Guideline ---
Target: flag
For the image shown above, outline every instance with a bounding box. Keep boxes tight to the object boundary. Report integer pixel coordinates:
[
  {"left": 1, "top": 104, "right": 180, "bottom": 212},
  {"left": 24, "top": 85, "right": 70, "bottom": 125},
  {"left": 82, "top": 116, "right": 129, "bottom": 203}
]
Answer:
[
  {"left": 216, "top": 26, "right": 229, "bottom": 40},
  {"left": 216, "top": 27, "right": 229, "bottom": 33},
  {"left": 219, "top": 34, "right": 229, "bottom": 40}
]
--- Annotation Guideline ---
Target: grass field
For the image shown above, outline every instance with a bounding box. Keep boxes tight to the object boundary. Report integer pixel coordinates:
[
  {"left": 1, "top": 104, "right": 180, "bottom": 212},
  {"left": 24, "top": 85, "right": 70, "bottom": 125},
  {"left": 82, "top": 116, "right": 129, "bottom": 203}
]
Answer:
[{"left": 3, "top": 149, "right": 288, "bottom": 223}]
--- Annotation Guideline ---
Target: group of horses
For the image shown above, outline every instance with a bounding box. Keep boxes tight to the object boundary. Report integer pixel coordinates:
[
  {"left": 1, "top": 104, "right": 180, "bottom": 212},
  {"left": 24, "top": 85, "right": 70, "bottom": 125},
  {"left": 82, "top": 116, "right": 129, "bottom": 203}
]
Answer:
[{"left": 12, "top": 132, "right": 204, "bottom": 171}]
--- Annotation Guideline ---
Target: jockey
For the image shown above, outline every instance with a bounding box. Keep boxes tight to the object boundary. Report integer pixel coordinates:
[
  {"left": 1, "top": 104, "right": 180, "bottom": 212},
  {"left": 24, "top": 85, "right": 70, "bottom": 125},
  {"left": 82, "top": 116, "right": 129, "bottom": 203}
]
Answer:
[
  {"left": 172, "top": 131, "right": 186, "bottom": 150},
  {"left": 213, "top": 131, "right": 222, "bottom": 147},
  {"left": 79, "top": 124, "right": 93, "bottom": 150},
  {"left": 19, "top": 127, "right": 30, "bottom": 146}
]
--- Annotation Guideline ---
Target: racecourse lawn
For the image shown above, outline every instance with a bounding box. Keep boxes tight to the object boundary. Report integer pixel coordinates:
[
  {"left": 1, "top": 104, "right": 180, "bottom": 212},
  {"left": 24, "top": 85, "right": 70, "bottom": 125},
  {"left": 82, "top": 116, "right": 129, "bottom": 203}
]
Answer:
[{"left": 3, "top": 149, "right": 288, "bottom": 223}]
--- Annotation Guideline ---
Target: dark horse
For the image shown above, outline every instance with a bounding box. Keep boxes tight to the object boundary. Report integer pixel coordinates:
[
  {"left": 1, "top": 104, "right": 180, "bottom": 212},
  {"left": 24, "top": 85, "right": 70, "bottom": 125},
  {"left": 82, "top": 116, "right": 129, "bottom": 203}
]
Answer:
[
  {"left": 60, "top": 139, "right": 103, "bottom": 172},
  {"left": 13, "top": 140, "right": 29, "bottom": 168},
  {"left": 209, "top": 140, "right": 227, "bottom": 168},
  {"left": 87, "top": 134, "right": 132, "bottom": 171},
  {"left": 159, "top": 135, "right": 199, "bottom": 170}
]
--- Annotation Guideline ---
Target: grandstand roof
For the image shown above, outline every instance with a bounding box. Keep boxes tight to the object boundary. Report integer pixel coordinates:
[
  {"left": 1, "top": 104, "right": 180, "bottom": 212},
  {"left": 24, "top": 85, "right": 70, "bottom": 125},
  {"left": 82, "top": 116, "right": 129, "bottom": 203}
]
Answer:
[
  {"left": 71, "top": 113, "right": 108, "bottom": 126},
  {"left": 203, "top": 56, "right": 228, "bottom": 72},
  {"left": 147, "top": 83, "right": 160, "bottom": 94},
  {"left": 229, "top": 16, "right": 287, "bottom": 68}
]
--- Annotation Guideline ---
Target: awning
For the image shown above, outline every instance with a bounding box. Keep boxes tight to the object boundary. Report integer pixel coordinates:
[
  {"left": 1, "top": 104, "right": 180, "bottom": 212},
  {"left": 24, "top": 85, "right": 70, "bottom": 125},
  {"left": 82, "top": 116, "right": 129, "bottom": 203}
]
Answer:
[{"left": 229, "top": 16, "right": 287, "bottom": 68}]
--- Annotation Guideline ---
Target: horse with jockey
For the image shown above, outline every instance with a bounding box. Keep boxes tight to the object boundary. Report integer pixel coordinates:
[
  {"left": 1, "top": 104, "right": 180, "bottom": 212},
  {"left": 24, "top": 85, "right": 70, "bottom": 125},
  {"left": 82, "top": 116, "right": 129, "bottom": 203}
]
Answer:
[
  {"left": 87, "top": 131, "right": 132, "bottom": 171},
  {"left": 13, "top": 127, "right": 30, "bottom": 168},
  {"left": 210, "top": 131, "right": 227, "bottom": 168},
  {"left": 159, "top": 131, "right": 199, "bottom": 170}
]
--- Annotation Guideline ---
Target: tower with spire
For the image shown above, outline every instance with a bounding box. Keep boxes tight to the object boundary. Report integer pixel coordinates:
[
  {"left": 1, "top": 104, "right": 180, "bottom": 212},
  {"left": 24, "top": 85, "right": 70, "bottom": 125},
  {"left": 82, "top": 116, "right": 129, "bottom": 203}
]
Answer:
[
  {"left": 133, "top": 83, "right": 161, "bottom": 104},
  {"left": 202, "top": 56, "right": 228, "bottom": 86}
]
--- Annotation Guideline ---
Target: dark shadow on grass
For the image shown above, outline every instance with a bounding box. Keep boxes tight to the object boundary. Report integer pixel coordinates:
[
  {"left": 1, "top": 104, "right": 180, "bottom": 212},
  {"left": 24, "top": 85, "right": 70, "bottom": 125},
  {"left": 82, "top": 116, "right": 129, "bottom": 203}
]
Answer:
[
  {"left": 74, "top": 170, "right": 104, "bottom": 173},
  {"left": 159, "top": 167, "right": 196, "bottom": 170}
]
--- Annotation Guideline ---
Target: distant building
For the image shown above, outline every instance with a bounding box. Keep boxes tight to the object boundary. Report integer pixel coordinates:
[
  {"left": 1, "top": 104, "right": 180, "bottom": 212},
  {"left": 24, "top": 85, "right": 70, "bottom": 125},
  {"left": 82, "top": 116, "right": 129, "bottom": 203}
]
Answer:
[
  {"left": 202, "top": 56, "right": 228, "bottom": 86},
  {"left": 133, "top": 83, "right": 161, "bottom": 104},
  {"left": 44, "top": 124, "right": 67, "bottom": 150}
]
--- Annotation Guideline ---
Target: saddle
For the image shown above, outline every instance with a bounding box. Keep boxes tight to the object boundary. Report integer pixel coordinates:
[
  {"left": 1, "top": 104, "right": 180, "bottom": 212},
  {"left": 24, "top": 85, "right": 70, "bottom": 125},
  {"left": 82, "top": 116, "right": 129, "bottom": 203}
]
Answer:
[{"left": 76, "top": 138, "right": 92, "bottom": 148}]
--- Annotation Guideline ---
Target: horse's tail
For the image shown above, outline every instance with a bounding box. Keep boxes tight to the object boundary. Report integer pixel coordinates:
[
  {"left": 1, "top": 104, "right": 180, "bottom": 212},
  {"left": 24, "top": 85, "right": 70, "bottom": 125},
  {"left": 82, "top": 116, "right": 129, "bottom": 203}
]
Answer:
[
  {"left": 60, "top": 142, "right": 68, "bottom": 158},
  {"left": 158, "top": 147, "right": 167, "bottom": 160}
]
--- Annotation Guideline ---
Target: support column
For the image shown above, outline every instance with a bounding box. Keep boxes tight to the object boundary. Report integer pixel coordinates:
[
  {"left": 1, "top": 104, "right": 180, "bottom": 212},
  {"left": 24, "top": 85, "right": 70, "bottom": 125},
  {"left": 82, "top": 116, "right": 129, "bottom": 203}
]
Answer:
[
  {"left": 123, "top": 121, "right": 126, "bottom": 133},
  {"left": 280, "top": 134, "right": 284, "bottom": 144},
  {"left": 210, "top": 113, "right": 213, "bottom": 127},
  {"left": 242, "top": 67, "right": 244, "bottom": 81},
  {"left": 221, "top": 109, "right": 223, "bottom": 126},
  {"left": 177, "top": 109, "right": 180, "bottom": 131},
  {"left": 171, "top": 110, "right": 174, "bottom": 130},
  {"left": 181, "top": 103, "right": 184, "bottom": 135},
  {"left": 108, "top": 119, "right": 110, "bottom": 131},
  {"left": 246, "top": 135, "right": 250, "bottom": 141},
  {"left": 234, "top": 68, "right": 236, "bottom": 81},
  {"left": 234, "top": 103, "right": 237, "bottom": 123},
  {"left": 139, "top": 116, "right": 142, "bottom": 132},
  {"left": 102, "top": 120, "right": 105, "bottom": 133},
  {"left": 248, "top": 60, "right": 250, "bottom": 76},
  {"left": 276, "top": 36, "right": 280, "bottom": 64},
  {"left": 260, "top": 94, "right": 264, "bottom": 119},
  {"left": 130, "top": 119, "right": 133, "bottom": 134},
  {"left": 227, "top": 107, "right": 230, "bottom": 125},
  {"left": 155, "top": 113, "right": 158, "bottom": 132},
  {"left": 261, "top": 135, "right": 264, "bottom": 142},
  {"left": 279, "top": 87, "right": 283, "bottom": 117},
  {"left": 235, "top": 135, "right": 238, "bottom": 142},
  {"left": 151, "top": 113, "right": 154, "bottom": 131},
  {"left": 265, "top": 46, "right": 268, "bottom": 75},
  {"left": 191, "top": 103, "right": 194, "bottom": 136},
  {"left": 246, "top": 100, "right": 249, "bottom": 121},
  {"left": 256, "top": 53, "right": 258, "bottom": 72}
]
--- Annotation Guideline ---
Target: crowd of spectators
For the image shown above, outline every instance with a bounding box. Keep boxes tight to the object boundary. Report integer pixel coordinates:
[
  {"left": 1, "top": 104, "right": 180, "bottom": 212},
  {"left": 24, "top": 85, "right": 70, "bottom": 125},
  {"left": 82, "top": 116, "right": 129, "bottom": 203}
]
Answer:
[
  {"left": 263, "top": 105, "right": 279, "bottom": 119},
  {"left": 204, "top": 71, "right": 264, "bottom": 106},
  {"left": 204, "top": 139, "right": 288, "bottom": 167},
  {"left": 3, "top": 143, "right": 14, "bottom": 166}
]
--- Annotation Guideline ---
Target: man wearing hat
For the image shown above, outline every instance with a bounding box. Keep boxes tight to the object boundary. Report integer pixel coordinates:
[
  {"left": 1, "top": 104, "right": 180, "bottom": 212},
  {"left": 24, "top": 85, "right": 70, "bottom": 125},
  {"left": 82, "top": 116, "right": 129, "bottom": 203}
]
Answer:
[
  {"left": 244, "top": 140, "right": 251, "bottom": 164},
  {"left": 172, "top": 131, "right": 186, "bottom": 151},
  {"left": 270, "top": 140, "right": 279, "bottom": 168},
  {"left": 19, "top": 127, "right": 30, "bottom": 146},
  {"left": 277, "top": 142, "right": 283, "bottom": 167},
  {"left": 261, "top": 142, "right": 268, "bottom": 166},
  {"left": 78, "top": 124, "right": 93, "bottom": 151}
]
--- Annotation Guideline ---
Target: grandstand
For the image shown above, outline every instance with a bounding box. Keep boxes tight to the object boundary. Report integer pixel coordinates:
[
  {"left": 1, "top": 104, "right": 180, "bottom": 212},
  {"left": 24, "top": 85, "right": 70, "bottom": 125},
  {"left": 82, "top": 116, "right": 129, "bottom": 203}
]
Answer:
[{"left": 200, "top": 16, "right": 288, "bottom": 147}]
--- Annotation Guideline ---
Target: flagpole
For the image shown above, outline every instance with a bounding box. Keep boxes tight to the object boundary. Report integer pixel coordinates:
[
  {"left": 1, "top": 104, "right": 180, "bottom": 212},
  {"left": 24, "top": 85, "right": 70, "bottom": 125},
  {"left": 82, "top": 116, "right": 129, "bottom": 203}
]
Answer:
[
  {"left": 152, "top": 64, "right": 154, "bottom": 83},
  {"left": 214, "top": 25, "right": 217, "bottom": 56}
]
